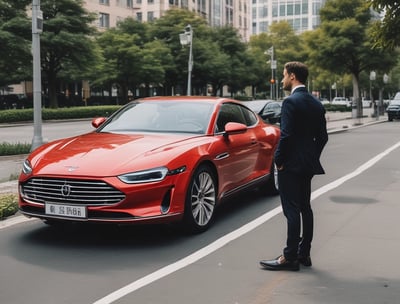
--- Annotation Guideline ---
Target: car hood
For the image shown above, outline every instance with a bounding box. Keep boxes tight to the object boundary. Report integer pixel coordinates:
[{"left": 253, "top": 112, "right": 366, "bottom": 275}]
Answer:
[
  {"left": 387, "top": 104, "right": 400, "bottom": 110},
  {"left": 28, "top": 132, "right": 206, "bottom": 177}
]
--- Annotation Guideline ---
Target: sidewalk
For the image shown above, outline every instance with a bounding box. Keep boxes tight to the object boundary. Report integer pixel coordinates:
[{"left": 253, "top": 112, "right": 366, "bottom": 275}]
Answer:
[{"left": 0, "top": 109, "right": 386, "bottom": 193}]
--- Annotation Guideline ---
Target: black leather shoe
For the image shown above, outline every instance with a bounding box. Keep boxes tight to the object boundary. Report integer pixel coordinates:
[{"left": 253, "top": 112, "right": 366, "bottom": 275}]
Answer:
[
  {"left": 260, "top": 255, "right": 299, "bottom": 271},
  {"left": 298, "top": 256, "right": 312, "bottom": 267}
]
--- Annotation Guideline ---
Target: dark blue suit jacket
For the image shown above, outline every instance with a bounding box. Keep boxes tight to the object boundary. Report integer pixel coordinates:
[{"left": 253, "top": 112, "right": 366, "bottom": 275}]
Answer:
[{"left": 274, "top": 87, "right": 328, "bottom": 176}]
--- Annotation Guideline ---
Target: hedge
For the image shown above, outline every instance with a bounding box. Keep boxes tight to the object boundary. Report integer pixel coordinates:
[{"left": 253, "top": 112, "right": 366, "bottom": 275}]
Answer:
[{"left": 0, "top": 105, "right": 121, "bottom": 123}]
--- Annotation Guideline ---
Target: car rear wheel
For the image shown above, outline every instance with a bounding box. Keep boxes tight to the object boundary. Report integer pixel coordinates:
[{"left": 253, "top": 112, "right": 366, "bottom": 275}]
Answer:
[
  {"left": 262, "top": 160, "right": 279, "bottom": 195},
  {"left": 183, "top": 164, "right": 217, "bottom": 233}
]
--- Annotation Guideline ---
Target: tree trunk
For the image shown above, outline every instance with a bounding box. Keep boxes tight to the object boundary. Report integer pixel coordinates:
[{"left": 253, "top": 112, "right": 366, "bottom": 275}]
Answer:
[
  {"left": 48, "top": 74, "right": 58, "bottom": 108},
  {"left": 352, "top": 73, "right": 362, "bottom": 118}
]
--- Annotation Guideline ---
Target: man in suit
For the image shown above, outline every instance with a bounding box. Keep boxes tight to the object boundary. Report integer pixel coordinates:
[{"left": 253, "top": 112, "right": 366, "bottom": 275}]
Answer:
[{"left": 260, "top": 61, "right": 328, "bottom": 271}]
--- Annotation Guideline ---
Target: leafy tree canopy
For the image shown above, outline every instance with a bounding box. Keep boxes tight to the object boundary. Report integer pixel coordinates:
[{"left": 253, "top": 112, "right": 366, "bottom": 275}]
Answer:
[
  {"left": 368, "top": 0, "right": 400, "bottom": 49},
  {"left": 0, "top": 0, "right": 31, "bottom": 88}
]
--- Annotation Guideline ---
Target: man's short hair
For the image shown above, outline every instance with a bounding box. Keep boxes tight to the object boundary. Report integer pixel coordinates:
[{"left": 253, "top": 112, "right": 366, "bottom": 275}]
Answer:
[{"left": 284, "top": 61, "right": 309, "bottom": 84}]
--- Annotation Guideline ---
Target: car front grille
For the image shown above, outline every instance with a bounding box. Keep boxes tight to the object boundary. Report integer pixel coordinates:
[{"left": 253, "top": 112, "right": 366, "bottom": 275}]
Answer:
[{"left": 21, "top": 178, "right": 126, "bottom": 206}]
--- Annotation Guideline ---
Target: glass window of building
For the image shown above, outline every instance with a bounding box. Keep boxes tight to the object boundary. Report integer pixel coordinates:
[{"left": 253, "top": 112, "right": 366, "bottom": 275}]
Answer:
[
  {"left": 147, "top": 11, "right": 154, "bottom": 21},
  {"left": 302, "top": 0, "right": 308, "bottom": 13},
  {"left": 287, "top": 4, "right": 293, "bottom": 15},
  {"left": 302, "top": 17, "right": 308, "bottom": 30},
  {"left": 260, "top": 21, "right": 268, "bottom": 32},
  {"left": 259, "top": 6, "right": 267, "bottom": 18},
  {"left": 272, "top": 3, "right": 278, "bottom": 17},
  {"left": 295, "top": 3, "right": 301, "bottom": 14},
  {"left": 99, "top": 0, "right": 109, "bottom": 5},
  {"left": 99, "top": 13, "right": 110, "bottom": 28}
]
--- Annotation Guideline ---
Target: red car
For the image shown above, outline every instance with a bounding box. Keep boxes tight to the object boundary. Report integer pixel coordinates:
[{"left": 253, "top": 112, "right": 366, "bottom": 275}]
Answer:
[{"left": 18, "top": 96, "right": 280, "bottom": 233}]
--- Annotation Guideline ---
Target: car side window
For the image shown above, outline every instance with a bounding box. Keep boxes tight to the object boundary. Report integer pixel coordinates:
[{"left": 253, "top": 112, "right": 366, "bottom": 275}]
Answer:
[
  {"left": 216, "top": 103, "right": 247, "bottom": 132},
  {"left": 240, "top": 105, "right": 258, "bottom": 126}
]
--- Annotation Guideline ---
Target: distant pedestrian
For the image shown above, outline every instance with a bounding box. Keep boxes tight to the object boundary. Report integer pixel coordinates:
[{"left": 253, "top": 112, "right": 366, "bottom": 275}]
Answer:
[{"left": 260, "top": 61, "right": 328, "bottom": 271}]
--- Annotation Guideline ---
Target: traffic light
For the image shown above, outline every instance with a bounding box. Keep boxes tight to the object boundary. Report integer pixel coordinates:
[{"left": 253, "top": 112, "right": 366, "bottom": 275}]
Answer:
[{"left": 270, "top": 79, "right": 275, "bottom": 84}]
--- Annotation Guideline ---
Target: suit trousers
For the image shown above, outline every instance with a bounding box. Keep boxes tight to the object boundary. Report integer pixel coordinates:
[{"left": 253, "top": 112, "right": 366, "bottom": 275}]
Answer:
[{"left": 278, "top": 169, "right": 313, "bottom": 261}]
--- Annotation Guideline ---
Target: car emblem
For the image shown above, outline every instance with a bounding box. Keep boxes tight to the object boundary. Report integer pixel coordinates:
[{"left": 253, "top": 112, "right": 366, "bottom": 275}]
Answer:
[
  {"left": 65, "top": 165, "right": 79, "bottom": 172},
  {"left": 61, "top": 184, "right": 71, "bottom": 197}
]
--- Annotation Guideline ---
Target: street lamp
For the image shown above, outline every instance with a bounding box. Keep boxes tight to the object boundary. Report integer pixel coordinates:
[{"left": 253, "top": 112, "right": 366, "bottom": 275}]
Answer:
[
  {"left": 31, "top": 0, "right": 43, "bottom": 151},
  {"left": 179, "top": 25, "right": 193, "bottom": 96},
  {"left": 265, "top": 46, "right": 277, "bottom": 100}
]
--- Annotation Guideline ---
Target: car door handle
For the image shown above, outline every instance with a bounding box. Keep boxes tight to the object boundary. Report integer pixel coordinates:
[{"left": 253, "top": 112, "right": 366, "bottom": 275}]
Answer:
[{"left": 251, "top": 138, "right": 257, "bottom": 145}]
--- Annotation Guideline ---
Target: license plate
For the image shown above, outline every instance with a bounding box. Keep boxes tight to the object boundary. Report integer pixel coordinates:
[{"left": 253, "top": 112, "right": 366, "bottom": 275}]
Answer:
[{"left": 45, "top": 203, "right": 87, "bottom": 219}]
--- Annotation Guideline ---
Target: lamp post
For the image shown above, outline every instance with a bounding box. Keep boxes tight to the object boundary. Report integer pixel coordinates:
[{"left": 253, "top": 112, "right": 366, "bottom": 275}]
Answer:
[
  {"left": 179, "top": 25, "right": 193, "bottom": 96},
  {"left": 370, "top": 71, "right": 376, "bottom": 118},
  {"left": 31, "top": 0, "right": 43, "bottom": 151},
  {"left": 265, "top": 46, "right": 276, "bottom": 100}
]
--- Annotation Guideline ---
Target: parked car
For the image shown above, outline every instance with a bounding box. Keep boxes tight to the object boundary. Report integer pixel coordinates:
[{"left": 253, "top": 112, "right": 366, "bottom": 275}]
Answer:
[
  {"left": 241, "top": 99, "right": 282, "bottom": 124},
  {"left": 319, "top": 98, "right": 330, "bottom": 105},
  {"left": 331, "top": 97, "right": 351, "bottom": 107},
  {"left": 18, "top": 96, "right": 280, "bottom": 233},
  {"left": 386, "top": 99, "right": 400, "bottom": 121},
  {"left": 362, "top": 98, "right": 372, "bottom": 108},
  {"left": 0, "top": 94, "right": 32, "bottom": 110}
]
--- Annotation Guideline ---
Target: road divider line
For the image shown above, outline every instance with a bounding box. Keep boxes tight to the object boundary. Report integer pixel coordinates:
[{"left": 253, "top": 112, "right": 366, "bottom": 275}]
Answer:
[{"left": 93, "top": 140, "right": 400, "bottom": 304}]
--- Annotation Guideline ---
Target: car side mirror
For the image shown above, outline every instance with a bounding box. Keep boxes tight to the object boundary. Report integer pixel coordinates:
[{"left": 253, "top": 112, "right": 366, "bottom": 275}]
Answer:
[
  {"left": 224, "top": 122, "right": 247, "bottom": 136},
  {"left": 92, "top": 117, "right": 106, "bottom": 128}
]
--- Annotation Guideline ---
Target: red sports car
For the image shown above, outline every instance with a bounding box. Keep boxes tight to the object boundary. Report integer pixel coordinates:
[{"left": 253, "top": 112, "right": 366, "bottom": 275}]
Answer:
[{"left": 18, "top": 96, "right": 280, "bottom": 233}]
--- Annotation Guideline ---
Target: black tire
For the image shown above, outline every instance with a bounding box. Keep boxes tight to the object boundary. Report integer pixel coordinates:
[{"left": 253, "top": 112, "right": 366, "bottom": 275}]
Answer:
[
  {"left": 183, "top": 164, "right": 217, "bottom": 233},
  {"left": 388, "top": 115, "right": 393, "bottom": 121},
  {"left": 264, "top": 161, "right": 279, "bottom": 195}
]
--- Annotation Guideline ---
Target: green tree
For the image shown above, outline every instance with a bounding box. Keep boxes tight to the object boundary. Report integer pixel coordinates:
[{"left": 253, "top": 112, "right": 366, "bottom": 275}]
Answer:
[
  {"left": 368, "top": 0, "right": 400, "bottom": 49},
  {"left": 211, "top": 26, "right": 251, "bottom": 97},
  {"left": 249, "top": 22, "right": 303, "bottom": 99},
  {"left": 95, "top": 18, "right": 174, "bottom": 100},
  {"left": 150, "top": 9, "right": 209, "bottom": 95},
  {"left": 40, "top": 0, "right": 97, "bottom": 108},
  {"left": 0, "top": 0, "right": 31, "bottom": 88},
  {"left": 307, "top": 0, "right": 397, "bottom": 117}
]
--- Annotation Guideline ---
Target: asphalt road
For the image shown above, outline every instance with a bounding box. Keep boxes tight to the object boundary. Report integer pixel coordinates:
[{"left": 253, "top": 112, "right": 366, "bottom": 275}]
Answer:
[{"left": 1, "top": 121, "right": 400, "bottom": 303}]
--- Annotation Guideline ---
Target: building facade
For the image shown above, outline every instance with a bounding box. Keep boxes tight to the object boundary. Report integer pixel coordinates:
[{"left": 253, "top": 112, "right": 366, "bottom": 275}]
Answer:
[
  {"left": 83, "top": 0, "right": 326, "bottom": 41},
  {"left": 252, "top": 0, "right": 326, "bottom": 35},
  {"left": 83, "top": 0, "right": 251, "bottom": 41}
]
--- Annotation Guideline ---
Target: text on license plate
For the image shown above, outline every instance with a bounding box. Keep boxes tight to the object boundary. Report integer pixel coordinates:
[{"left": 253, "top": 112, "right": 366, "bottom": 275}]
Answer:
[{"left": 45, "top": 203, "right": 87, "bottom": 218}]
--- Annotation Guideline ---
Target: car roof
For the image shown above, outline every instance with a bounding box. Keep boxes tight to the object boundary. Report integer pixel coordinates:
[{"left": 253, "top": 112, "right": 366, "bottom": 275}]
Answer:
[{"left": 137, "top": 96, "right": 240, "bottom": 105}]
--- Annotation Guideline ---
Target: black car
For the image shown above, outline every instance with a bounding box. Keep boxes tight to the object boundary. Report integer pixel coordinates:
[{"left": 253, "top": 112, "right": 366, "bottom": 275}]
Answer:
[
  {"left": 387, "top": 99, "right": 400, "bottom": 121},
  {"left": 242, "top": 99, "right": 282, "bottom": 124}
]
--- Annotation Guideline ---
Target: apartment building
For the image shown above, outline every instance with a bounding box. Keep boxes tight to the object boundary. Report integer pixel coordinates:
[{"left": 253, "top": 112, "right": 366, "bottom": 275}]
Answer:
[
  {"left": 84, "top": 0, "right": 326, "bottom": 42},
  {"left": 252, "top": 0, "right": 326, "bottom": 35},
  {"left": 84, "top": 0, "right": 251, "bottom": 41}
]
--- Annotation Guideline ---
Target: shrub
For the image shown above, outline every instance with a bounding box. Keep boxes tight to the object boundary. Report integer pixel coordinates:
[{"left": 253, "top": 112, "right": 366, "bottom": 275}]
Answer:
[
  {"left": 0, "top": 106, "right": 121, "bottom": 123},
  {"left": 0, "top": 194, "right": 18, "bottom": 220},
  {"left": 0, "top": 142, "right": 31, "bottom": 156}
]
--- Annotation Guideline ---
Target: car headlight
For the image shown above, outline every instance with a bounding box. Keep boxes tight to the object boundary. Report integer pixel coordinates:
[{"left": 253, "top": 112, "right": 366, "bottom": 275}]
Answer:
[
  {"left": 118, "top": 167, "right": 169, "bottom": 184},
  {"left": 22, "top": 159, "right": 32, "bottom": 175}
]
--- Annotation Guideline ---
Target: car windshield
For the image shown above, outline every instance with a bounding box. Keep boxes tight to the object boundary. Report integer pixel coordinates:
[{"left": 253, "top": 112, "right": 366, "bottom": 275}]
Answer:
[
  {"left": 390, "top": 99, "right": 400, "bottom": 106},
  {"left": 98, "top": 101, "right": 214, "bottom": 134}
]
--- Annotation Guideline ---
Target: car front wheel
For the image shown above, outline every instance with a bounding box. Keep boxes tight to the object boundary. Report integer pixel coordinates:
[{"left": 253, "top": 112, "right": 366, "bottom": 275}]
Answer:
[{"left": 183, "top": 164, "right": 217, "bottom": 233}]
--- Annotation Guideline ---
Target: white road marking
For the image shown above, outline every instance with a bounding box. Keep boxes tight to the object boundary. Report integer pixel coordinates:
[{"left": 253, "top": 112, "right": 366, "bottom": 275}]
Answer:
[{"left": 92, "top": 140, "right": 400, "bottom": 304}]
